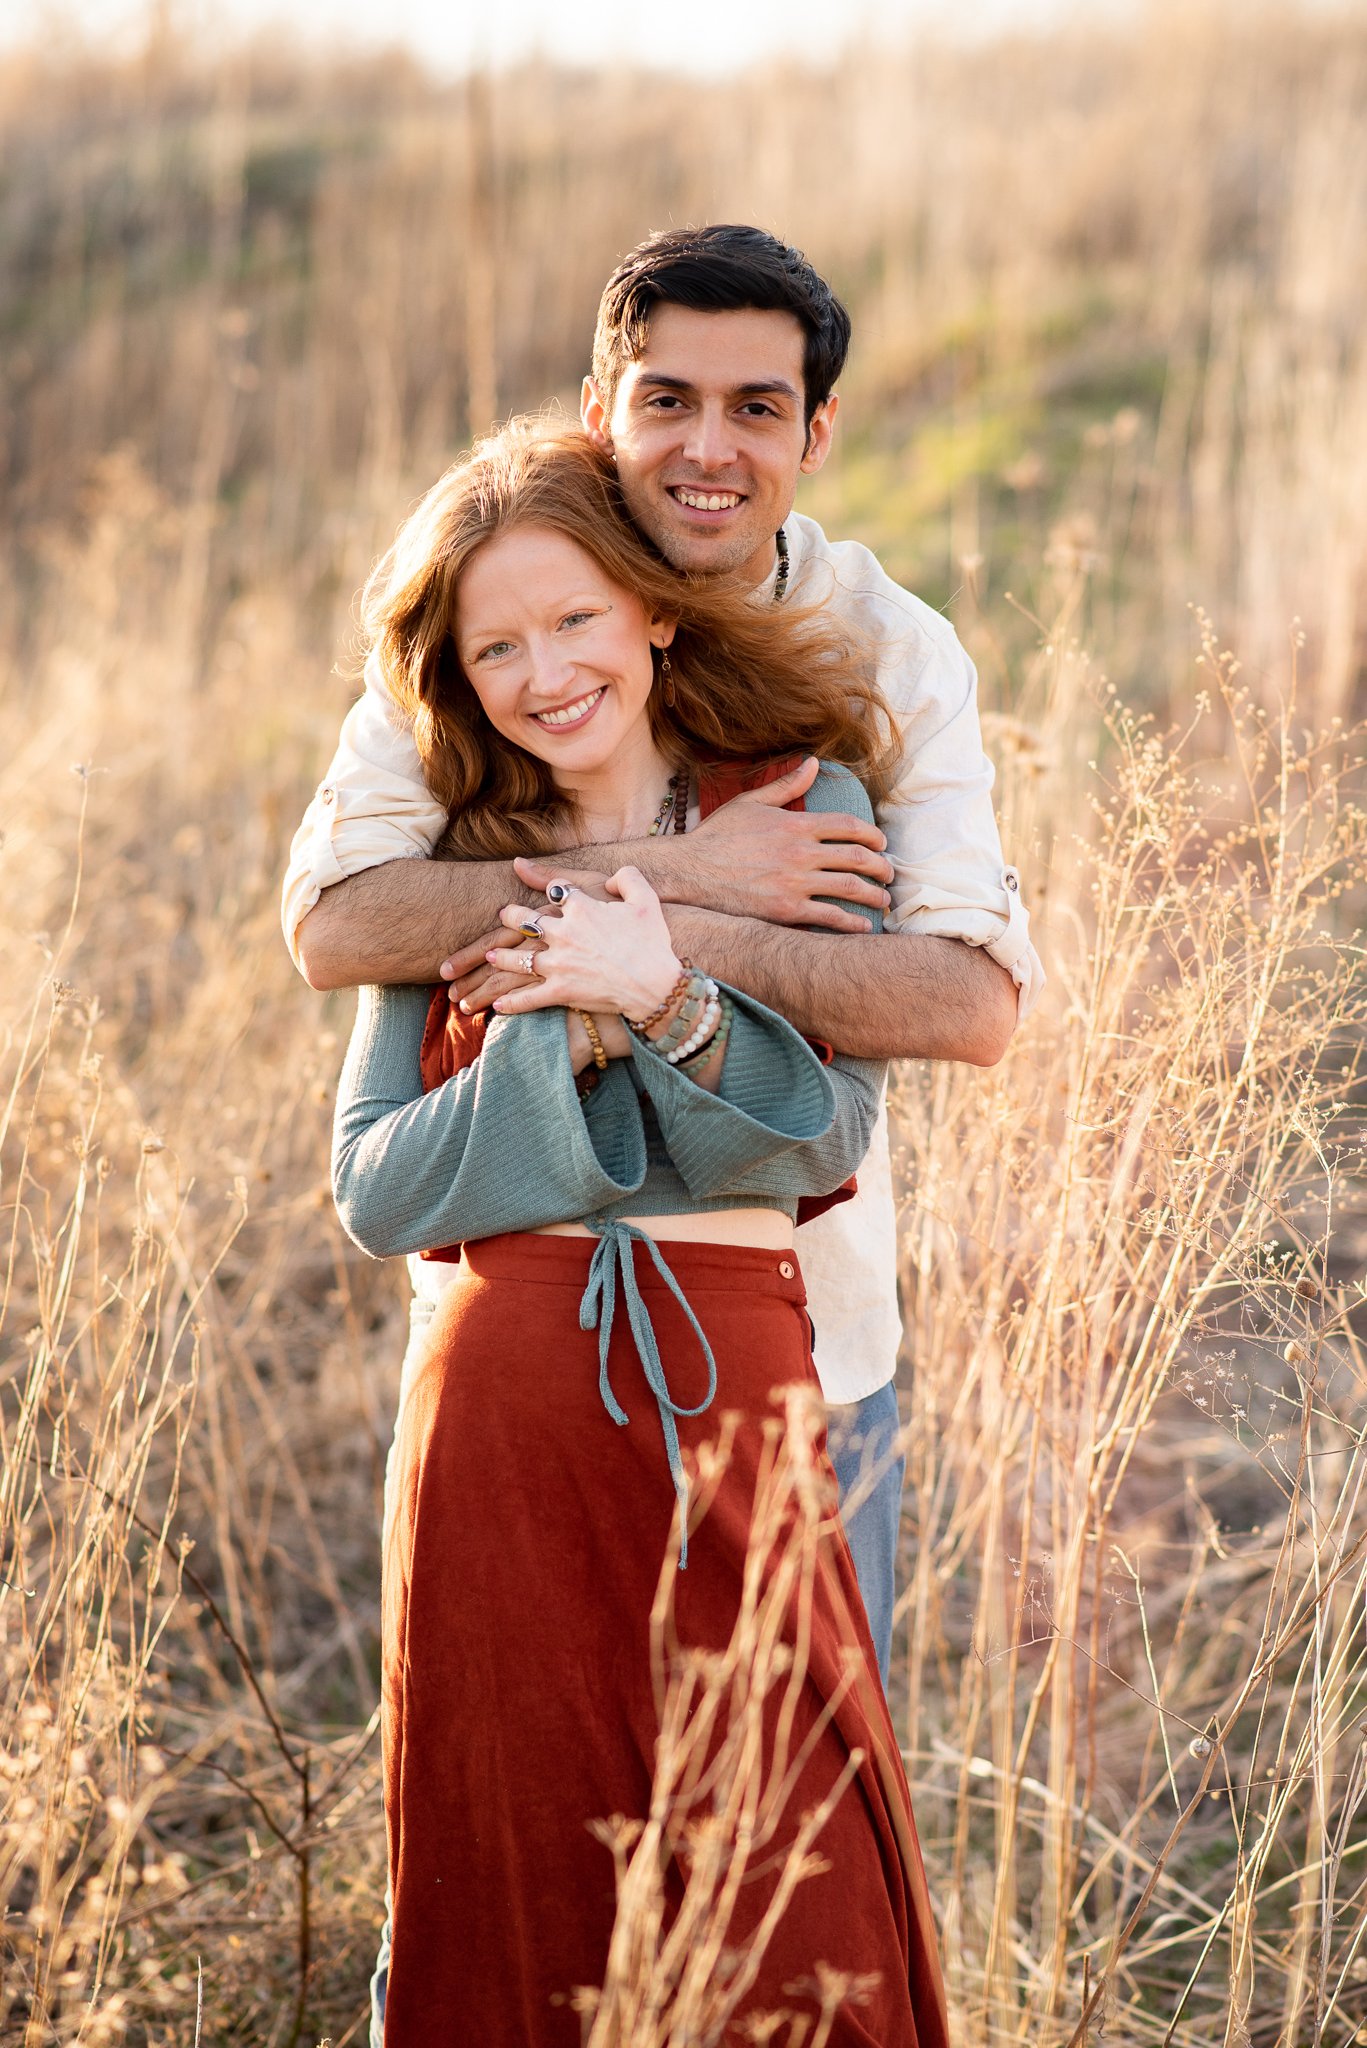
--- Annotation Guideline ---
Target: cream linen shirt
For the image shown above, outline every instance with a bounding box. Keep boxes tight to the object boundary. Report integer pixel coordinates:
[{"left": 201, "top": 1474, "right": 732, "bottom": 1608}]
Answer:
[{"left": 285, "top": 510, "right": 1043, "bottom": 1405}]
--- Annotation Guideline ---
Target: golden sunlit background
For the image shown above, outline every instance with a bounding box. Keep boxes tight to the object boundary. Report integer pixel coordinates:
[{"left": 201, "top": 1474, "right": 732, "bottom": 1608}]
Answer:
[{"left": 2, "top": 3, "right": 1366, "bottom": 2043}]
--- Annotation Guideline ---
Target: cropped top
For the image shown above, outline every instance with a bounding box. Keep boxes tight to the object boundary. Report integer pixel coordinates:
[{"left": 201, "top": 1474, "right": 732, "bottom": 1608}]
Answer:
[{"left": 331, "top": 762, "right": 887, "bottom": 1555}]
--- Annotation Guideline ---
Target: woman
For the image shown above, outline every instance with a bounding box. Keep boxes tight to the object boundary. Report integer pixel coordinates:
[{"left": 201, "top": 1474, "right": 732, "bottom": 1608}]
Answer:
[{"left": 332, "top": 420, "right": 949, "bottom": 2046}]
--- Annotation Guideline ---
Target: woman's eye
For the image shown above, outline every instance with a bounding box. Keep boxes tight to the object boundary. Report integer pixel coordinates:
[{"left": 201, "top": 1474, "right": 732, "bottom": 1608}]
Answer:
[
  {"left": 474, "top": 640, "right": 513, "bottom": 663},
  {"left": 560, "top": 610, "right": 596, "bottom": 630}
]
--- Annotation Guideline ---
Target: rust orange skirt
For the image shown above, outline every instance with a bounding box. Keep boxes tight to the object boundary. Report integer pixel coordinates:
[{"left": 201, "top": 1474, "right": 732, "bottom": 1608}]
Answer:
[{"left": 381, "top": 1231, "right": 949, "bottom": 2047}]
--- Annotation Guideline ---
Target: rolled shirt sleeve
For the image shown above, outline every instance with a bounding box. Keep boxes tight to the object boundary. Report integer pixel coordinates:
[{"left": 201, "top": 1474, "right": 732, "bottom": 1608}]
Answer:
[
  {"left": 787, "top": 514, "right": 1045, "bottom": 1018},
  {"left": 280, "top": 650, "right": 447, "bottom": 969},
  {"left": 878, "top": 625, "right": 1042, "bottom": 1013}
]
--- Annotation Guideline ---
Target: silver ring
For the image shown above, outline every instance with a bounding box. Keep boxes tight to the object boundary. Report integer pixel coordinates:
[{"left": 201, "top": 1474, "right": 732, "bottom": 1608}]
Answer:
[
  {"left": 518, "top": 914, "right": 545, "bottom": 939},
  {"left": 545, "top": 880, "right": 576, "bottom": 905},
  {"left": 520, "top": 951, "right": 537, "bottom": 977}
]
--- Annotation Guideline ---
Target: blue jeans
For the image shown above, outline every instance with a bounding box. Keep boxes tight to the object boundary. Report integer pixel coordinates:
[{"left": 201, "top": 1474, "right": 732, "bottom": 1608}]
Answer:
[
  {"left": 367, "top": 1351, "right": 903, "bottom": 2047},
  {"left": 825, "top": 1380, "right": 905, "bottom": 1691}
]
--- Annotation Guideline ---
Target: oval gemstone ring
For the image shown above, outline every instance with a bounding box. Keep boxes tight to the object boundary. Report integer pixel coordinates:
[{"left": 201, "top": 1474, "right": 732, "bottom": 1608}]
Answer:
[
  {"left": 517, "top": 915, "right": 545, "bottom": 939},
  {"left": 545, "top": 880, "right": 576, "bottom": 905}
]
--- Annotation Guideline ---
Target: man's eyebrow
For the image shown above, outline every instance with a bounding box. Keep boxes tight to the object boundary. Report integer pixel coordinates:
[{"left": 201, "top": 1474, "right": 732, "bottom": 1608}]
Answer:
[{"left": 633, "top": 371, "right": 802, "bottom": 403}]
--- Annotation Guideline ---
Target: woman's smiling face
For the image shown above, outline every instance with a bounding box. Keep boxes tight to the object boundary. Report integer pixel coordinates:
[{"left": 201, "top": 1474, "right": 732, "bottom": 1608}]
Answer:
[{"left": 453, "top": 525, "right": 670, "bottom": 787}]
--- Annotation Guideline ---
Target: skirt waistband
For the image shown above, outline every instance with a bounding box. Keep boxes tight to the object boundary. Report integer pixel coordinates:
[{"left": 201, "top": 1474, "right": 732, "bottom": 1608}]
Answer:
[{"left": 459, "top": 1230, "right": 807, "bottom": 1302}]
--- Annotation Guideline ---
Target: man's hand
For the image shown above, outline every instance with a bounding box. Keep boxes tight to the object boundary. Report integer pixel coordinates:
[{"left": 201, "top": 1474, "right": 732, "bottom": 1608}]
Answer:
[{"left": 520, "top": 757, "right": 893, "bottom": 935}]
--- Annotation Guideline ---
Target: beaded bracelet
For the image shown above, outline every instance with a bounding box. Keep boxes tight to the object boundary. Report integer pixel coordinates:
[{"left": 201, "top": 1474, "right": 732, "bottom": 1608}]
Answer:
[
  {"left": 575, "top": 1010, "right": 609, "bottom": 1071},
  {"left": 666, "top": 993, "right": 721, "bottom": 1064},
  {"left": 679, "top": 994, "right": 734, "bottom": 1075},
  {"left": 644, "top": 972, "right": 714, "bottom": 1057},
  {"left": 625, "top": 959, "right": 694, "bottom": 1033}
]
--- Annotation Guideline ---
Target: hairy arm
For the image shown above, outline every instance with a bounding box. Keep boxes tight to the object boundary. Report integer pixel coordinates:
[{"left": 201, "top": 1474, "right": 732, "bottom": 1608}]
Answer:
[
  {"left": 663, "top": 911, "right": 1016, "bottom": 1064},
  {"left": 298, "top": 856, "right": 523, "bottom": 989}
]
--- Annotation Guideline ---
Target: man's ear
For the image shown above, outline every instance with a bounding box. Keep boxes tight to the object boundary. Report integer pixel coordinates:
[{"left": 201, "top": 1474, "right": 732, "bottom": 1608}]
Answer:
[
  {"left": 800, "top": 392, "right": 839, "bottom": 474},
  {"left": 581, "top": 376, "right": 613, "bottom": 450}
]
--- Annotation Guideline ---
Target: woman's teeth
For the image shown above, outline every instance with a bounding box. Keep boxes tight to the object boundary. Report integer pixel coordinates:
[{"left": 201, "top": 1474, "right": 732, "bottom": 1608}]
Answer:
[
  {"left": 533, "top": 688, "right": 604, "bottom": 728},
  {"left": 673, "top": 489, "right": 743, "bottom": 511}
]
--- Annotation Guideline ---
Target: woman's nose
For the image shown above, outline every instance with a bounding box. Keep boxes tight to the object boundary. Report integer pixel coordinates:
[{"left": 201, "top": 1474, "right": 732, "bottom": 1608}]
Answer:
[{"left": 525, "top": 640, "right": 576, "bottom": 695}]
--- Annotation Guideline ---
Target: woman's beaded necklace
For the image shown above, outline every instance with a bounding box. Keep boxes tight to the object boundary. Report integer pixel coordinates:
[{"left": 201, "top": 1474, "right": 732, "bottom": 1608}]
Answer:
[{"left": 648, "top": 771, "right": 689, "bottom": 837}]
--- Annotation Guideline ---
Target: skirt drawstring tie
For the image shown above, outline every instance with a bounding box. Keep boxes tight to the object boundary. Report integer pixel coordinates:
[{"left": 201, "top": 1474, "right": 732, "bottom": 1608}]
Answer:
[{"left": 579, "top": 1217, "right": 718, "bottom": 1566}]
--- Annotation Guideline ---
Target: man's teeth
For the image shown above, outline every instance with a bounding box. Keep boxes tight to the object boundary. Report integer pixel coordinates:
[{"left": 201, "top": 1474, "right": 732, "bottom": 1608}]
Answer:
[
  {"left": 674, "top": 489, "right": 743, "bottom": 511},
  {"left": 534, "top": 689, "right": 603, "bottom": 727}
]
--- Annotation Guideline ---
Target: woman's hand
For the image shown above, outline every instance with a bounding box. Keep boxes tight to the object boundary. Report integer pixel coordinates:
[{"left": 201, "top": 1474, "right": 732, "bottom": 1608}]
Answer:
[{"left": 487, "top": 867, "right": 682, "bottom": 1020}]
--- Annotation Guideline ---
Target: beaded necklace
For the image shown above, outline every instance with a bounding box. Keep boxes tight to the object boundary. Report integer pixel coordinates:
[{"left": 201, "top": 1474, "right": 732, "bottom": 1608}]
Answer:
[
  {"left": 774, "top": 524, "right": 790, "bottom": 603},
  {"left": 645, "top": 531, "right": 786, "bottom": 839},
  {"left": 648, "top": 770, "right": 689, "bottom": 837}
]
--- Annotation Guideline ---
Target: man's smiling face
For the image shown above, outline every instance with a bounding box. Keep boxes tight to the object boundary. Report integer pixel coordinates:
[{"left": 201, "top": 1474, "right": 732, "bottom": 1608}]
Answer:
[{"left": 582, "top": 303, "right": 837, "bottom": 585}]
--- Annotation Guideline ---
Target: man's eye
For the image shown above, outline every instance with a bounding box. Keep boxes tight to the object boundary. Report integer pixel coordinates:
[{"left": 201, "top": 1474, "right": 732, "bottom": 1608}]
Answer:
[
  {"left": 739, "top": 402, "right": 779, "bottom": 418},
  {"left": 646, "top": 394, "right": 685, "bottom": 411}
]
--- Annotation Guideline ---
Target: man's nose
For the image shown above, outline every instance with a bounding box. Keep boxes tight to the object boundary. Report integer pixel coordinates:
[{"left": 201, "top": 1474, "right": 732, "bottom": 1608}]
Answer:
[{"left": 682, "top": 403, "right": 738, "bottom": 472}]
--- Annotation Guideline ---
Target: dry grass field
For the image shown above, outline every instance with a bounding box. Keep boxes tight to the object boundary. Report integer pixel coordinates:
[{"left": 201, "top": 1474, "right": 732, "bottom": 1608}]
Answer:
[{"left": 2, "top": 5, "right": 1366, "bottom": 2043}]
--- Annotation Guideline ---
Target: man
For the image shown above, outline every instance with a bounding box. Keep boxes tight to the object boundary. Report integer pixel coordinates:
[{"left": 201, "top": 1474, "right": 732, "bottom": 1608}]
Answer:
[{"left": 284, "top": 225, "right": 1042, "bottom": 1684}]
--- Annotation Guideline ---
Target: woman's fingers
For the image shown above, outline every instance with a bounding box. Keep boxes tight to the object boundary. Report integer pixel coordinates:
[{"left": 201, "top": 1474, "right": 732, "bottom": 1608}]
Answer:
[
  {"left": 605, "top": 863, "right": 655, "bottom": 905},
  {"left": 513, "top": 858, "right": 613, "bottom": 904},
  {"left": 497, "top": 902, "right": 555, "bottom": 936},
  {"left": 485, "top": 945, "right": 547, "bottom": 977}
]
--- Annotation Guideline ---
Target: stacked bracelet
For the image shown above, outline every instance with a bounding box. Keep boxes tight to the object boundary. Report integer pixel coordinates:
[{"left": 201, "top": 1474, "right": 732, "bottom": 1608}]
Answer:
[
  {"left": 666, "top": 991, "right": 721, "bottom": 1064},
  {"left": 635, "top": 969, "right": 715, "bottom": 1055},
  {"left": 678, "top": 992, "right": 734, "bottom": 1074}
]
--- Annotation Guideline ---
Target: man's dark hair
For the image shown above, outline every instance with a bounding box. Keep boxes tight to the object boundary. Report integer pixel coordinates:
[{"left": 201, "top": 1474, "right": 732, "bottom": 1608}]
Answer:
[{"left": 591, "top": 224, "right": 851, "bottom": 433}]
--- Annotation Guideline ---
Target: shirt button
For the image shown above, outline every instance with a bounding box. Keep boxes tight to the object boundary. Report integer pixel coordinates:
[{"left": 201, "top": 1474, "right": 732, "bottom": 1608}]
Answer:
[
  {"left": 778, "top": 1260, "right": 796, "bottom": 1280},
  {"left": 1002, "top": 866, "right": 1020, "bottom": 893},
  {"left": 319, "top": 785, "right": 337, "bottom": 805}
]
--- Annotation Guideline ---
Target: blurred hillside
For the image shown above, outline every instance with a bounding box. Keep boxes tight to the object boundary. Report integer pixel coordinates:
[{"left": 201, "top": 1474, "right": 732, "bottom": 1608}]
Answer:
[{"left": 2, "top": 6, "right": 1365, "bottom": 722}]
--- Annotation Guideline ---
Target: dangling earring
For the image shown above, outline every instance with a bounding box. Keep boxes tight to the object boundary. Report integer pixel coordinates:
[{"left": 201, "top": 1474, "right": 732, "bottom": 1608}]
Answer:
[{"left": 658, "top": 646, "right": 677, "bottom": 708}]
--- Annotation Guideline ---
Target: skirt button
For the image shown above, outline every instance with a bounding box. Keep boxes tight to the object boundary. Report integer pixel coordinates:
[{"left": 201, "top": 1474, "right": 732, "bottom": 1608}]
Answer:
[{"left": 778, "top": 1260, "right": 796, "bottom": 1279}]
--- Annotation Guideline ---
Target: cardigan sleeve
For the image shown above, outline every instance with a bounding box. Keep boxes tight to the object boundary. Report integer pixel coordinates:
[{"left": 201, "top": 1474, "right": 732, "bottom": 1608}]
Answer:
[
  {"left": 630, "top": 997, "right": 882, "bottom": 1202},
  {"left": 331, "top": 985, "right": 646, "bottom": 1257}
]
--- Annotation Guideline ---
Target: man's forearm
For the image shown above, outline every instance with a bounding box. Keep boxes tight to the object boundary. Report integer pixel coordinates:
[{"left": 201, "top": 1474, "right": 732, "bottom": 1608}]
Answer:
[
  {"left": 663, "top": 911, "right": 1018, "bottom": 1064},
  {"left": 296, "top": 859, "right": 524, "bottom": 988}
]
